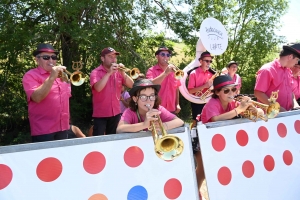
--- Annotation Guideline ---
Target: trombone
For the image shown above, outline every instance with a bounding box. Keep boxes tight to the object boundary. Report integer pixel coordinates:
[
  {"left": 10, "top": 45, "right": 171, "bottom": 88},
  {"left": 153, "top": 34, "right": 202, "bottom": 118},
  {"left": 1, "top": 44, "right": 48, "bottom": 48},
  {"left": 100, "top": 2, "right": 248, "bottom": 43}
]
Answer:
[
  {"left": 164, "top": 60, "right": 184, "bottom": 80},
  {"left": 113, "top": 63, "right": 141, "bottom": 80},
  {"left": 51, "top": 62, "right": 86, "bottom": 86},
  {"left": 145, "top": 104, "right": 184, "bottom": 161}
]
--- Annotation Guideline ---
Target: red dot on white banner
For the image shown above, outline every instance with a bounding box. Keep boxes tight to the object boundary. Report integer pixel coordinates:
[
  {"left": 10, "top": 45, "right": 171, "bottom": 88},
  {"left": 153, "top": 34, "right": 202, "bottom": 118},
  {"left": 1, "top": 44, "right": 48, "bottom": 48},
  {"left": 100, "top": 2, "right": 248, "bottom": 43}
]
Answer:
[
  {"left": 124, "top": 146, "right": 144, "bottom": 168},
  {"left": 164, "top": 178, "right": 182, "bottom": 199},
  {"left": 236, "top": 130, "right": 248, "bottom": 147},
  {"left": 88, "top": 193, "right": 108, "bottom": 200},
  {"left": 258, "top": 126, "right": 269, "bottom": 142},
  {"left": 36, "top": 157, "right": 62, "bottom": 182},
  {"left": 263, "top": 155, "right": 275, "bottom": 172},
  {"left": 283, "top": 150, "right": 293, "bottom": 166},
  {"left": 0, "top": 164, "right": 13, "bottom": 190},
  {"left": 294, "top": 120, "right": 300, "bottom": 134},
  {"left": 242, "top": 160, "right": 255, "bottom": 178},
  {"left": 277, "top": 123, "right": 287, "bottom": 138},
  {"left": 212, "top": 134, "right": 226, "bottom": 152},
  {"left": 217, "top": 167, "right": 232, "bottom": 185},
  {"left": 83, "top": 151, "right": 106, "bottom": 174}
]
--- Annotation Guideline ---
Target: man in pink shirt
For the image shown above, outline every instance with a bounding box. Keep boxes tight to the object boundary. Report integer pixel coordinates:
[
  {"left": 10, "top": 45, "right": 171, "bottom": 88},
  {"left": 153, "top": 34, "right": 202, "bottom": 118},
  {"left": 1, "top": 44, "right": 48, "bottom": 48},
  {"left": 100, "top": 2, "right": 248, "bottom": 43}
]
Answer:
[
  {"left": 226, "top": 61, "right": 242, "bottom": 94},
  {"left": 188, "top": 51, "right": 215, "bottom": 123},
  {"left": 291, "top": 60, "right": 300, "bottom": 105},
  {"left": 90, "top": 47, "right": 134, "bottom": 135},
  {"left": 146, "top": 46, "right": 181, "bottom": 114},
  {"left": 254, "top": 43, "right": 300, "bottom": 111},
  {"left": 22, "top": 43, "right": 71, "bottom": 142}
]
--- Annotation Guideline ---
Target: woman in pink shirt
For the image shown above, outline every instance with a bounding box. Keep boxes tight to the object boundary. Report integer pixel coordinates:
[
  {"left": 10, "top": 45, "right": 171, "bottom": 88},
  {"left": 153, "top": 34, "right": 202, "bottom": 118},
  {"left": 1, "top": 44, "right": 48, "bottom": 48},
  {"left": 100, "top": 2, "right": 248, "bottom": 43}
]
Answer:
[
  {"left": 117, "top": 79, "right": 184, "bottom": 133},
  {"left": 291, "top": 61, "right": 300, "bottom": 105},
  {"left": 226, "top": 61, "right": 242, "bottom": 94},
  {"left": 201, "top": 75, "right": 251, "bottom": 123}
]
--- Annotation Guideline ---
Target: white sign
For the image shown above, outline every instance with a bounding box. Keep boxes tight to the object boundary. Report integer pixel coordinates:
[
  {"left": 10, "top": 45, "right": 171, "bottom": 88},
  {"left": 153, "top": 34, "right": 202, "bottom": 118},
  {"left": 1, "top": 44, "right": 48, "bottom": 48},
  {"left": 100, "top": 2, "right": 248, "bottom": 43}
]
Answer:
[{"left": 200, "top": 17, "right": 228, "bottom": 55}]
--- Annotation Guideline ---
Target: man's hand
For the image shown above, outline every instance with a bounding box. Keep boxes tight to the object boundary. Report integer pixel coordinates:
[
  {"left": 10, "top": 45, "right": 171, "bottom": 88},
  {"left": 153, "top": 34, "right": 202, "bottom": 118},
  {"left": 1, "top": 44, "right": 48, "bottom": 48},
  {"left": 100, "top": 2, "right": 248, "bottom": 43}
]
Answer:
[{"left": 175, "top": 104, "right": 181, "bottom": 114}]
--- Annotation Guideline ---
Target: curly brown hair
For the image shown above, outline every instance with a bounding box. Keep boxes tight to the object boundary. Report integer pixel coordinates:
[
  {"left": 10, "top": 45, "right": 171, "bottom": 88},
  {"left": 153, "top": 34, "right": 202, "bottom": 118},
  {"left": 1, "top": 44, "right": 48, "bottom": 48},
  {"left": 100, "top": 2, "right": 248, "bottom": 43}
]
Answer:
[{"left": 128, "top": 87, "right": 161, "bottom": 111}]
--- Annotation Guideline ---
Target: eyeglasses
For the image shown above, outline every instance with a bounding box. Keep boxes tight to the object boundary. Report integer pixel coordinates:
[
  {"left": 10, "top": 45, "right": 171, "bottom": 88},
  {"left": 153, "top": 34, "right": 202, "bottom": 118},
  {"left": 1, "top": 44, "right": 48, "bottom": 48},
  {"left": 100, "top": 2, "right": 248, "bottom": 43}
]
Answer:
[
  {"left": 37, "top": 55, "right": 58, "bottom": 60},
  {"left": 159, "top": 53, "right": 171, "bottom": 57},
  {"left": 138, "top": 95, "right": 156, "bottom": 102},
  {"left": 202, "top": 60, "right": 213, "bottom": 63},
  {"left": 222, "top": 87, "right": 237, "bottom": 94}
]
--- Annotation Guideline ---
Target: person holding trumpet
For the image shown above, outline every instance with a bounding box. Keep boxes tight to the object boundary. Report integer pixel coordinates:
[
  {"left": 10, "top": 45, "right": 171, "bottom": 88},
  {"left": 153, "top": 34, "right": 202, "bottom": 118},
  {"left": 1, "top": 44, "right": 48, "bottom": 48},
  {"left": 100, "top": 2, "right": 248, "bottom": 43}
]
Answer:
[
  {"left": 116, "top": 79, "right": 184, "bottom": 133},
  {"left": 146, "top": 46, "right": 181, "bottom": 114},
  {"left": 22, "top": 43, "right": 71, "bottom": 142},
  {"left": 90, "top": 47, "right": 134, "bottom": 136}
]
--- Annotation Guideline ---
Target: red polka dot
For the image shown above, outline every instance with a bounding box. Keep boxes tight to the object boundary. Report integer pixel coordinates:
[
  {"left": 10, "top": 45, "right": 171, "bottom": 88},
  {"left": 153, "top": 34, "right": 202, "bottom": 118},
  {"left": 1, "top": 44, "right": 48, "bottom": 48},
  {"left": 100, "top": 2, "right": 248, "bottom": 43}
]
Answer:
[
  {"left": 217, "top": 167, "right": 232, "bottom": 185},
  {"left": 164, "top": 178, "right": 182, "bottom": 199},
  {"left": 258, "top": 126, "right": 269, "bottom": 142},
  {"left": 0, "top": 164, "right": 13, "bottom": 190},
  {"left": 236, "top": 130, "right": 248, "bottom": 147},
  {"left": 242, "top": 160, "right": 255, "bottom": 178},
  {"left": 283, "top": 150, "right": 293, "bottom": 166},
  {"left": 36, "top": 157, "right": 62, "bottom": 182},
  {"left": 83, "top": 152, "right": 106, "bottom": 174},
  {"left": 263, "top": 155, "right": 275, "bottom": 171},
  {"left": 89, "top": 193, "right": 108, "bottom": 200},
  {"left": 277, "top": 123, "right": 287, "bottom": 138},
  {"left": 124, "top": 146, "right": 144, "bottom": 168},
  {"left": 294, "top": 120, "right": 300, "bottom": 134},
  {"left": 212, "top": 134, "right": 226, "bottom": 152}
]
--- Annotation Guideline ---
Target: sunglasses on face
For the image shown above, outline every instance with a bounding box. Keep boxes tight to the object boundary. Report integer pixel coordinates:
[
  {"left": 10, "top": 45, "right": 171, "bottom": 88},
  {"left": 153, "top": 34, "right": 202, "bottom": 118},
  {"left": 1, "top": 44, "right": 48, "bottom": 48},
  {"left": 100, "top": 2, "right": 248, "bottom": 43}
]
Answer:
[
  {"left": 37, "top": 55, "right": 58, "bottom": 60},
  {"left": 159, "top": 53, "right": 171, "bottom": 57},
  {"left": 138, "top": 95, "right": 156, "bottom": 102},
  {"left": 202, "top": 60, "right": 213, "bottom": 63},
  {"left": 222, "top": 87, "right": 237, "bottom": 94}
]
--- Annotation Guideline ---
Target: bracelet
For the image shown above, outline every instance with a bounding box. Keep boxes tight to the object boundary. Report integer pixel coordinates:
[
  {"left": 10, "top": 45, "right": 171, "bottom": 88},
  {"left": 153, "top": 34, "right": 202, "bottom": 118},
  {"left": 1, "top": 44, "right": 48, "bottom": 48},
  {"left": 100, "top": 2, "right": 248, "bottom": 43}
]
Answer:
[
  {"left": 234, "top": 108, "right": 238, "bottom": 116},
  {"left": 164, "top": 122, "right": 168, "bottom": 131}
]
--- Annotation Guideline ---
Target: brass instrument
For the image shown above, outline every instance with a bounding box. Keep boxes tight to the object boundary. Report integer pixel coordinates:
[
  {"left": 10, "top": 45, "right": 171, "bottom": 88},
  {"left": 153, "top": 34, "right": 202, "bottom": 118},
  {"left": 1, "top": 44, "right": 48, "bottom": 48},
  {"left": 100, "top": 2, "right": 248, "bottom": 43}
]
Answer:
[
  {"left": 165, "top": 60, "right": 184, "bottom": 80},
  {"left": 145, "top": 104, "right": 184, "bottom": 161},
  {"left": 114, "top": 63, "right": 141, "bottom": 80},
  {"left": 195, "top": 70, "right": 220, "bottom": 100},
  {"left": 52, "top": 61, "right": 86, "bottom": 86},
  {"left": 235, "top": 91, "right": 280, "bottom": 122}
]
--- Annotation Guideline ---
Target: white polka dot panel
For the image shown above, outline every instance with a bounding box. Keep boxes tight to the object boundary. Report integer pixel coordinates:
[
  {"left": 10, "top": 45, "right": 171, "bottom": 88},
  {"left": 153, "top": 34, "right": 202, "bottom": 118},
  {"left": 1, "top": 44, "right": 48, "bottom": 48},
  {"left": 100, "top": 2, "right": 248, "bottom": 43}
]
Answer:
[
  {"left": 0, "top": 130, "right": 199, "bottom": 200},
  {"left": 198, "top": 111, "right": 300, "bottom": 200}
]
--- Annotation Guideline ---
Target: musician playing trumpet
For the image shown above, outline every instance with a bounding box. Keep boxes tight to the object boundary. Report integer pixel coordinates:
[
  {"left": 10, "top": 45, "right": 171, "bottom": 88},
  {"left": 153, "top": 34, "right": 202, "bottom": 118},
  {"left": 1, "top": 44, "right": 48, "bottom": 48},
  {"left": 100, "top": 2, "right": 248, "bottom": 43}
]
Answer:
[
  {"left": 188, "top": 51, "right": 215, "bottom": 123},
  {"left": 146, "top": 46, "right": 181, "bottom": 114},
  {"left": 90, "top": 47, "right": 134, "bottom": 136}
]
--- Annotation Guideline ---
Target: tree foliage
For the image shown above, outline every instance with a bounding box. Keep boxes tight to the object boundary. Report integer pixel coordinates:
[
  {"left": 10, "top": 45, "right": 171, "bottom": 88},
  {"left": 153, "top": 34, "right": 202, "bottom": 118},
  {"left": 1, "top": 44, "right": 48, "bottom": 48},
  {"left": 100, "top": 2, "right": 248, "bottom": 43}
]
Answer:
[{"left": 0, "top": 0, "right": 289, "bottom": 145}]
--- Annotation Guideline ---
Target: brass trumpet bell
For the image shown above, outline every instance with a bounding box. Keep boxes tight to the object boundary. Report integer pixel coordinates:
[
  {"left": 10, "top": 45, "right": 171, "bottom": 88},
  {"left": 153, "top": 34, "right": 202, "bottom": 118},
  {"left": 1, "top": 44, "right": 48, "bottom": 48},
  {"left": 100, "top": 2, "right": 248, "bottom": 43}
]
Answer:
[
  {"left": 146, "top": 104, "right": 184, "bottom": 161},
  {"left": 130, "top": 68, "right": 140, "bottom": 80},
  {"left": 70, "top": 71, "right": 86, "bottom": 86}
]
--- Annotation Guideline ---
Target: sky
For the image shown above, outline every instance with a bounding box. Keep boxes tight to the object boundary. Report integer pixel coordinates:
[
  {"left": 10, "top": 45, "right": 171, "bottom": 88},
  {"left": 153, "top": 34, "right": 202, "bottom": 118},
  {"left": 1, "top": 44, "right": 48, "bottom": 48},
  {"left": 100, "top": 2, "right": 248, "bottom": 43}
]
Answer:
[{"left": 278, "top": 0, "right": 300, "bottom": 43}]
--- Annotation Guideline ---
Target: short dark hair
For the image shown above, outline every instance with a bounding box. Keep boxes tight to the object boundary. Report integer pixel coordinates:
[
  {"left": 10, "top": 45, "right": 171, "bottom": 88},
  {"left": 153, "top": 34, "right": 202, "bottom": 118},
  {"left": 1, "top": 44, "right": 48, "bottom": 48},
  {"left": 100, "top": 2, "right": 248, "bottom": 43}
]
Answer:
[
  {"left": 211, "top": 89, "right": 222, "bottom": 99},
  {"left": 279, "top": 49, "right": 299, "bottom": 59},
  {"left": 128, "top": 87, "right": 161, "bottom": 111}
]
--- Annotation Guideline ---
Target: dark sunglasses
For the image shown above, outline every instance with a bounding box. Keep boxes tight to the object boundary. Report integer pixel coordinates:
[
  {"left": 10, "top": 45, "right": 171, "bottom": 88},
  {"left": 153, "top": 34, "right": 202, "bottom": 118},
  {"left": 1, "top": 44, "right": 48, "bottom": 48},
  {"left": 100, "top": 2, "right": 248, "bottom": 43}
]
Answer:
[
  {"left": 159, "top": 53, "right": 171, "bottom": 57},
  {"left": 203, "top": 60, "right": 213, "bottom": 63},
  {"left": 222, "top": 87, "right": 237, "bottom": 94},
  {"left": 37, "top": 55, "right": 58, "bottom": 60}
]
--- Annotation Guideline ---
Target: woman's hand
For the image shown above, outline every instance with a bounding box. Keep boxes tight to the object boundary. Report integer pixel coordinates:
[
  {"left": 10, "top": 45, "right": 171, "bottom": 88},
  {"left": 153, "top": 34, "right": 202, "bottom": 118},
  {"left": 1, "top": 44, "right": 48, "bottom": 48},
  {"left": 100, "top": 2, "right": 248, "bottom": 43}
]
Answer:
[
  {"left": 236, "top": 96, "right": 253, "bottom": 114},
  {"left": 143, "top": 109, "right": 161, "bottom": 130}
]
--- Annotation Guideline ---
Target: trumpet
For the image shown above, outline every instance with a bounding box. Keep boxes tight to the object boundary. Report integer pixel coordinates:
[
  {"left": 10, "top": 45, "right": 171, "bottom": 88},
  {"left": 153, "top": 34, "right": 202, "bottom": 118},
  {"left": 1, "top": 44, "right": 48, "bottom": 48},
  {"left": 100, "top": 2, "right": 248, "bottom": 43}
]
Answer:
[
  {"left": 113, "top": 63, "right": 141, "bottom": 80},
  {"left": 195, "top": 70, "right": 220, "bottom": 100},
  {"left": 145, "top": 104, "right": 184, "bottom": 161},
  {"left": 235, "top": 91, "right": 280, "bottom": 122},
  {"left": 51, "top": 63, "right": 86, "bottom": 86},
  {"left": 165, "top": 60, "right": 184, "bottom": 80}
]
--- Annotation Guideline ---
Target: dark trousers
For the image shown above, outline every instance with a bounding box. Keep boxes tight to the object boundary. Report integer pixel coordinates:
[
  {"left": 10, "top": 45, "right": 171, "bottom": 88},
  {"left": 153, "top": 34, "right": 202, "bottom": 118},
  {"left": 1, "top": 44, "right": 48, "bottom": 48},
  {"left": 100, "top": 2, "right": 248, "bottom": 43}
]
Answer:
[
  {"left": 31, "top": 130, "right": 68, "bottom": 143},
  {"left": 93, "top": 114, "right": 121, "bottom": 136},
  {"left": 191, "top": 102, "right": 205, "bottom": 120}
]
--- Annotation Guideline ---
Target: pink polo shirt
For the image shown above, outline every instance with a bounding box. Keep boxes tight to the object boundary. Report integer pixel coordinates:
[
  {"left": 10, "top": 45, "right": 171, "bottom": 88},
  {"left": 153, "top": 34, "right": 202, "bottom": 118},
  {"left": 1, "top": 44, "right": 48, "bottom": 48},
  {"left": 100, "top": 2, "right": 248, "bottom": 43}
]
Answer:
[
  {"left": 291, "top": 76, "right": 300, "bottom": 100},
  {"left": 255, "top": 59, "right": 293, "bottom": 111},
  {"left": 22, "top": 66, "right": 71, "bottom": 136},
  {"left": 201, "top": 98, "right": 237, "bottom": 124},
  {"left": 146, "top": 64, "right": 180, "bottom": 112},
  {"left": 120, "top": 106, "right": 176, "bottom": 127},
  {"left": 232, "top": 74, "right": 242, "bottom": 90},
  {"left": 188, "top": 67, "right": 213, "bottom": 95},
  {"left": 90, "top": 64, "right": 125, "bottom": 117}
]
